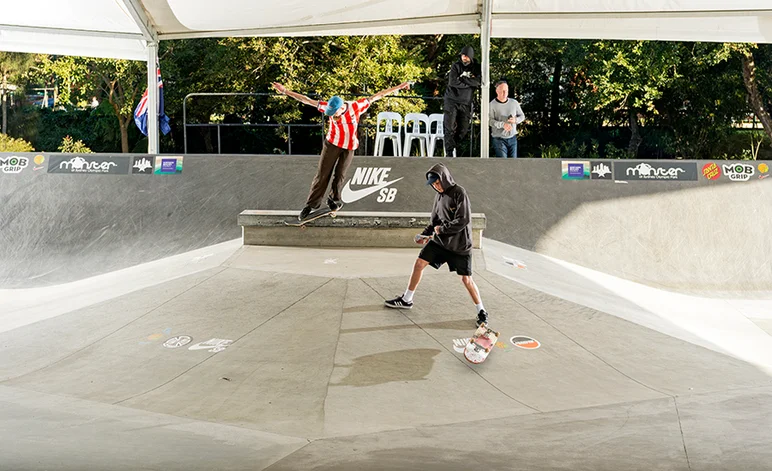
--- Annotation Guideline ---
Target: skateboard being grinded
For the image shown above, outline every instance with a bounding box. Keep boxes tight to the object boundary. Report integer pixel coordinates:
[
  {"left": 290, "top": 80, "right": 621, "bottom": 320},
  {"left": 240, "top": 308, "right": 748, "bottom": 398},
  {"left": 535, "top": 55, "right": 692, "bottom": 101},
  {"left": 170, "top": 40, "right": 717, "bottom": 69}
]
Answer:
[
  {"left": 463, "top": 323, "right": 500, "bottom": 364},
  {"left": 284, "top": 207, "right": 337, "bottom": 227}
]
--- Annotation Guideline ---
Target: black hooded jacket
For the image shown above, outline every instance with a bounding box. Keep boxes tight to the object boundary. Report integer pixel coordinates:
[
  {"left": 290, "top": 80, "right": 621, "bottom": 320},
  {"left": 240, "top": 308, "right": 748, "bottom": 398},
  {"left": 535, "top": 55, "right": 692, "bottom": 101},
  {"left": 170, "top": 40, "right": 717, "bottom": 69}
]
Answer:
[
  {"left": 444, "top": 46, "right": 481, "bottom": 104},
  {"left": 421, "top": 163, "right": 473, "bottom": 254}
]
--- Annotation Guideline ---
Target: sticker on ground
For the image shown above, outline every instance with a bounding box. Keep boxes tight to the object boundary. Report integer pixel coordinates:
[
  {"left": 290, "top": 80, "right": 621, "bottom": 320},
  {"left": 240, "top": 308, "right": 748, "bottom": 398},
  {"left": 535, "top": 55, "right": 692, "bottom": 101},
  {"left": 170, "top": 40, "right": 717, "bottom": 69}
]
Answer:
[
  {"left": 188, "top": 338, "right": 233, "bottom": 353},
  {"left": 452, "top": 338, "right": 471, "bottom": 353},
  {"left": 510, "top": 336, "right": 541, "bottom": 349},
  {"left": 164, "top": 335, "right": 193, "bottom": 349},
  {"left": 139, "top": 327, "right": 173, "bottom": 345},
  {"left": 503, "top": 257, "right": 527, "bottom": 269}
]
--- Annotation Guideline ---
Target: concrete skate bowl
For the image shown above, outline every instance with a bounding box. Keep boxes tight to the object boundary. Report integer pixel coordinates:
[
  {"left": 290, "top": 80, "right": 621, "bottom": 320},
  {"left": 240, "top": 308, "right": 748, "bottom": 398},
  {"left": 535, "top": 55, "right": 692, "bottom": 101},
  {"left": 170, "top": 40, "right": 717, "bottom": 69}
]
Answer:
[
  {"left": 1, "top": 153, "right": 772, "bottom": 469},
  {"left": 2, "top": 154, "right": 772, "bottom": 293},
  {"left": 1, "top": 241, "right": 772, "bottom": 470}
]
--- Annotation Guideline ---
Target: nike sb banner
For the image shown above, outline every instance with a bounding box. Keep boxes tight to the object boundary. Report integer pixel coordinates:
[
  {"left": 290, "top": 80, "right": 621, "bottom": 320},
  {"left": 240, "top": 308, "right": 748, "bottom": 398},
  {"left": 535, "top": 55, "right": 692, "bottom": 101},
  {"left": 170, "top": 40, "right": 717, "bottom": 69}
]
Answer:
[{"left": 342, "top": 167, "right": 404, "bottom": 204}]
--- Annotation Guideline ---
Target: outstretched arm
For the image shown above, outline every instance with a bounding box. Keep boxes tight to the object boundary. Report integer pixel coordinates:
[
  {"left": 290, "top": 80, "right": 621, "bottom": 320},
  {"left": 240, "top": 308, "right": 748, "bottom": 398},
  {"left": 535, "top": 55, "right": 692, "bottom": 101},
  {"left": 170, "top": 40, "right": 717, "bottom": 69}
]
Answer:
[
  {"left": 272, "top": 82, "right": 319, "bottom": 107},
  {"left": 368, "top": 81, "right": 411, "bottom": 103}
]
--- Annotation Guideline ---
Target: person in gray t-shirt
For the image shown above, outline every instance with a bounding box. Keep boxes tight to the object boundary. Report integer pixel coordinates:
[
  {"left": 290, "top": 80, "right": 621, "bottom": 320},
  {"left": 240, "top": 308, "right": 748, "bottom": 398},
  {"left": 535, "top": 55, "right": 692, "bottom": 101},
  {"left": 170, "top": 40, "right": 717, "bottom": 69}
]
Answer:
[{"left": 489, "top": 80, "right": 525, "bottom": 158}]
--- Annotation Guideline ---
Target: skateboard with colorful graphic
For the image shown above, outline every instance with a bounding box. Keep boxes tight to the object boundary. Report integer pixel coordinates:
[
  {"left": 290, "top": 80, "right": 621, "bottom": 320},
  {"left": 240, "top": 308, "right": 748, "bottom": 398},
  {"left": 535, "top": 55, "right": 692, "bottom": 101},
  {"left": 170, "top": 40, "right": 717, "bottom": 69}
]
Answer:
[
  {"left": 463, "top": 323, "right": 500, "bottom": 364},
  {"left": 284, "top": 207, "right": 337, "bottom": 227}
]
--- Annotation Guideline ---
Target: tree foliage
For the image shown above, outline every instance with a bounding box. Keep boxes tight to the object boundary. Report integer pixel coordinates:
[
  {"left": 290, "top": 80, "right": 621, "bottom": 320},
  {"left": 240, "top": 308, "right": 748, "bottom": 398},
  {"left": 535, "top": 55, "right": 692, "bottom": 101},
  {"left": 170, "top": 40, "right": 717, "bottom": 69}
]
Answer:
[
  {"left": 2, "top": 36, "right": 772, "bottom": 159},
  {"left": 0, "top": 133, "right": 34, "bottom": 152},
  {"left": 40, "top": 56, "right": 145, "bottom": 152},
  {"left": 58, "top": 135, "right": 93, "bottom": 153},
  {"left": 0, "top": 52, "right": 40, "bottom": 134}
]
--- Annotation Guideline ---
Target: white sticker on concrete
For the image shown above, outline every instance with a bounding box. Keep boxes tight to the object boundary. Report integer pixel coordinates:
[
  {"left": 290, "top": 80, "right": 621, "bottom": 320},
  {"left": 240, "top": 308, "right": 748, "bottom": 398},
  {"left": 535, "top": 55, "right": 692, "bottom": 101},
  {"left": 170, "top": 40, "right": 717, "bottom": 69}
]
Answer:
[
  {"left": 188, "top": 338, "right": 233, "bottom": 353},
  {"left": 164, "top": 335, "right": 192, "bottom": 349},
  {"left": 452, "top": 338, "right": 471, "bottom": 353}
]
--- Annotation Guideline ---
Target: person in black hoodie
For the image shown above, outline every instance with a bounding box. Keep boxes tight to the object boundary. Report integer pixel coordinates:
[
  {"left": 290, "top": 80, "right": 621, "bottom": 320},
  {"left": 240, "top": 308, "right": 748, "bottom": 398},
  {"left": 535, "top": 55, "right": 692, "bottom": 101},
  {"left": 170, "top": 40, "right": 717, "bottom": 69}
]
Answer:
[
  {"left": 385, "top": 163, "right": 490, "bottom": 326},
  {"left": 443, "top": 46, "right": 481, "bottom": 157}
]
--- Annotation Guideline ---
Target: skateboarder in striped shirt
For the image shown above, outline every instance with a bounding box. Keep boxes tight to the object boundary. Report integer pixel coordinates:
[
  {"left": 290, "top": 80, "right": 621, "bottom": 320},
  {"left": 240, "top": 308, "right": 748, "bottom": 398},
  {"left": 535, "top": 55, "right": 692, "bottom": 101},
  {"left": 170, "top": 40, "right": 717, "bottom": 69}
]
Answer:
[{"left": 272, "top": 81, "right": 411, "bottom": 221}]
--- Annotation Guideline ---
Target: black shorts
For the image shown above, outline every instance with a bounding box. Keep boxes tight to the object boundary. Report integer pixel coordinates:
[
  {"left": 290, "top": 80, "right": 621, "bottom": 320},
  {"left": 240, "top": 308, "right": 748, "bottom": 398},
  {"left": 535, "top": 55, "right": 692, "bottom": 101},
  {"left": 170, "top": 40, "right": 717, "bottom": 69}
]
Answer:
[{"left": 419, "top": 241, "right": 473, "bottom": 276}]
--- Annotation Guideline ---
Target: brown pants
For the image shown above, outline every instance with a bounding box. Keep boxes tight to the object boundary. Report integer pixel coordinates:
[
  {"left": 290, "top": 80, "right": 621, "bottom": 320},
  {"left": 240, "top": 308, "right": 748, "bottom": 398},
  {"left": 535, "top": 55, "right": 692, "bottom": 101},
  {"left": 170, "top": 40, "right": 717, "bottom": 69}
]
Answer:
[{"left": 305, "top": 140, "right": 354, "bottom": 208}]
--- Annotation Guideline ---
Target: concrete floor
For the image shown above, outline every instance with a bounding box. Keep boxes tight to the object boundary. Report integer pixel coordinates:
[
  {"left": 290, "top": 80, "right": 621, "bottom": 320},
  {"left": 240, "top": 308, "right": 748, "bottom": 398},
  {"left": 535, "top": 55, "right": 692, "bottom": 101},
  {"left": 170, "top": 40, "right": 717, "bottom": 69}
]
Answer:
[{"left": 1, "top": 241, "right": 771, "bottom": 470}]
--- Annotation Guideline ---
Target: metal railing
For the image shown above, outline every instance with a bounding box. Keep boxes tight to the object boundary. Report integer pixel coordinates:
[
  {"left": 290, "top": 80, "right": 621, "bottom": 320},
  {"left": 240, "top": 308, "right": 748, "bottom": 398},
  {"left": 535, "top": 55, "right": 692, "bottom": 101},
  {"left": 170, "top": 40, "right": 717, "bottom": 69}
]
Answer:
[{"left": 182, "top": 92, "right": 478, "bottom": 156}]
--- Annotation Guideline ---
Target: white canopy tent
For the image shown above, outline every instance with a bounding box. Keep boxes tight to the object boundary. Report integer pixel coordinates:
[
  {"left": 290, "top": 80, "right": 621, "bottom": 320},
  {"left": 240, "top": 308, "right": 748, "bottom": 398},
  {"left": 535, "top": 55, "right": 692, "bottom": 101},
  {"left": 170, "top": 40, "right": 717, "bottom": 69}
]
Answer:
[{"left": 2, "top": 1, "right": 772, "bottom": 156}]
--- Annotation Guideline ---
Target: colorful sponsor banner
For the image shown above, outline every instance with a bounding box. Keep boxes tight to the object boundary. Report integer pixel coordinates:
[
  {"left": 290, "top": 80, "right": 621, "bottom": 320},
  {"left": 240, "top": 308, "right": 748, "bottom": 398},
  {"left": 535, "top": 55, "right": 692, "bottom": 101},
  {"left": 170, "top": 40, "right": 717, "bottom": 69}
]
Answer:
[
  {"left": 155, "top": 156, "right": 184, "bottom": 175},
  {"left": 31, "top": 154, "right": 47, "bottom": 171},
  {"left": 0, "top": 155, "right": 29, "bottom": 174},
  {"left": 702, "top": 162, "right": 721, "bottom": 180},
  {"left": 561, "top": 161, "right": 590, "bottom": 180},
  {"left": 759, "top": 163, "right": 770, "bottom": 180},
  {"left": 47, "top": 155, "right": 130, "bottom": 175},
  {"left": 722, "top": 163, "right": 755, "bottom": 182},
  {"left": 614, "top": 161, "right": 698, "bottom": 181}
]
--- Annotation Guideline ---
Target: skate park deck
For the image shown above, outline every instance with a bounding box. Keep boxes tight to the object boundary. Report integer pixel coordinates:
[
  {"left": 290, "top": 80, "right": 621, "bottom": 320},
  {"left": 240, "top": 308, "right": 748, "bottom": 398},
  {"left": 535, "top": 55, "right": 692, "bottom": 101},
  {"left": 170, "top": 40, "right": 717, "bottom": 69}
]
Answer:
[
  {"left": 238, "top": 210, "right": 487, "bottom": 248},
  {"left": 1, "top": 153, "right": 771, "bottom": 470}
]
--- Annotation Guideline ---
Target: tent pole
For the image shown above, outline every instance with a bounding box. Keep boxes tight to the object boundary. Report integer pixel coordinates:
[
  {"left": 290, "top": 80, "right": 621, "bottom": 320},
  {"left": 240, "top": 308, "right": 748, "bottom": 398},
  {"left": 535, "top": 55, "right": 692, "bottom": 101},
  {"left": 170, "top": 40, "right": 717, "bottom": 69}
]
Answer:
[
  {"left": 147, "top": 42, "right": 159, "bottom": 154},
  {"left": 479, "top": 0, "right": 492, "bottom": 158}
]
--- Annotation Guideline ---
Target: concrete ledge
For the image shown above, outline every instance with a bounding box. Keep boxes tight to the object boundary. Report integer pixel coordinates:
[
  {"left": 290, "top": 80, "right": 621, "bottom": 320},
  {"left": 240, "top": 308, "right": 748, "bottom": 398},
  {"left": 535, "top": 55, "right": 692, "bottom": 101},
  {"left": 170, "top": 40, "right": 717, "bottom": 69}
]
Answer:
[{"left": 238, "top": 210, "right": 486, "bottom": 249}]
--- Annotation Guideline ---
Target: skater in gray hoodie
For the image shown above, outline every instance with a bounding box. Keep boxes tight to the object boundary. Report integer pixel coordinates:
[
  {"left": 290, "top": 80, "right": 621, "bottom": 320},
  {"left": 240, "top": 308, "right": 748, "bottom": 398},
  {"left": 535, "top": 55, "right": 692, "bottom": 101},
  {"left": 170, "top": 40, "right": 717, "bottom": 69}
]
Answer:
[{"left": 385, "top": 163, "right": 490, "bottom": 326}]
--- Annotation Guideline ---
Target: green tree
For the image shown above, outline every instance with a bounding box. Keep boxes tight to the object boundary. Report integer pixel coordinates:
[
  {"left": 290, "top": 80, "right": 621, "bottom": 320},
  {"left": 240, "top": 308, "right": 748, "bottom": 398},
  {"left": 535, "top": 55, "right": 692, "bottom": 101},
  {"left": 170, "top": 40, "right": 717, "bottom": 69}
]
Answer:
[
  {"left": 43, "top": 56, "right": 145, "bottom": 152},
  {"left": 581, "top": 41, "right": 682, "bottom": 157},
  {"left": 161, "top": 36, "right": 430, "bottom": 153},
  {"left": 0, "top": 133, "right": 34, "bottom": 152},
  {"left": 653, "top": 42, "right": 749, "bottom": 158},
  {"left": 0, "top": 52, "right": 38, "bottom": 134},
  {"left": 58, "top": 135, "right": 93, "bottom": 153},
  {"left": 708, "top": 43, "right": 772, "bottom": 149}
]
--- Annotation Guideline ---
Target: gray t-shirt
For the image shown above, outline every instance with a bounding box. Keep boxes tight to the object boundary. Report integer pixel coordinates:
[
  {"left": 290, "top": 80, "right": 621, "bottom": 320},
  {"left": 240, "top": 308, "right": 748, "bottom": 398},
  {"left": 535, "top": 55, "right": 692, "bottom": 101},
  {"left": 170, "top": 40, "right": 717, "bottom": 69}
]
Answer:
[{"left": 489, "top": 98, "right": 525, "bottom": 139}]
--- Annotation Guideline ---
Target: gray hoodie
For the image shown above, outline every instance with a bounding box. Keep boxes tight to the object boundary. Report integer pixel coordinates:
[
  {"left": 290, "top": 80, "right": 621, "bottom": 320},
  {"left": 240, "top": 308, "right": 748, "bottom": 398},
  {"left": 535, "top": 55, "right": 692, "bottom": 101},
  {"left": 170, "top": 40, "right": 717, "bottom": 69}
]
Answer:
[{"left": 421, "top": 163, "right": 473, "bottom": 254}]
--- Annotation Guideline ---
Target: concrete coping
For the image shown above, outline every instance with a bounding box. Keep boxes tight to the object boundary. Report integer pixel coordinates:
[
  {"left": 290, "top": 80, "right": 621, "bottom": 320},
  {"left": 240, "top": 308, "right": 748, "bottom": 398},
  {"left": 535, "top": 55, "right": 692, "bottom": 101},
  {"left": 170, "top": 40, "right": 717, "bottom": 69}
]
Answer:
[{"left": 238, "top": 210, "right": 487, "bottom": 229}]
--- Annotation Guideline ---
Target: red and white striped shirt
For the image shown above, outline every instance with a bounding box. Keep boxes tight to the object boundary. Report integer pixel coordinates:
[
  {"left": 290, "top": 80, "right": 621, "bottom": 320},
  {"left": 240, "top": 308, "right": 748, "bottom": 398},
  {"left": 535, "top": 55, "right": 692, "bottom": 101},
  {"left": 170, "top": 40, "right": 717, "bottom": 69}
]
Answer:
[{"left": 317, "top": 98, "right": 371, "bottom": 150}]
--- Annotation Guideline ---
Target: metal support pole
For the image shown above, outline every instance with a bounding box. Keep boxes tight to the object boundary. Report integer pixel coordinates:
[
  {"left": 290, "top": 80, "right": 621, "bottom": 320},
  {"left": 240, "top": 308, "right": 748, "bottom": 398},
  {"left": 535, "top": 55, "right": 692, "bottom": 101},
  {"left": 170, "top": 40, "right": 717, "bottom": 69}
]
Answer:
[
  {"left": 217, "top": 125, "right": 222, "bottom": 154},
  {"left": 146, "top": 42, "right": 159, "bottom": 154},
  {"left": 479, "top": 0, "right": 493, "bottom": 158},
  {"left": 183, "top": 97, "right": 187, "bottom": 154}
]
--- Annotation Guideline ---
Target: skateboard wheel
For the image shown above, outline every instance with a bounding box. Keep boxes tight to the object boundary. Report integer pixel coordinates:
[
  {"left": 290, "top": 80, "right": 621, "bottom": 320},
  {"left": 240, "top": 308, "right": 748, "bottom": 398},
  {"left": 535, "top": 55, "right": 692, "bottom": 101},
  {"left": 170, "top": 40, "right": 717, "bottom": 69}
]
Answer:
[
  {"left": 485, "top": 347, "right": 490, "bottom": 353},
  {"left": 468, "top": 339, "right": 474, "bottom": 345}
]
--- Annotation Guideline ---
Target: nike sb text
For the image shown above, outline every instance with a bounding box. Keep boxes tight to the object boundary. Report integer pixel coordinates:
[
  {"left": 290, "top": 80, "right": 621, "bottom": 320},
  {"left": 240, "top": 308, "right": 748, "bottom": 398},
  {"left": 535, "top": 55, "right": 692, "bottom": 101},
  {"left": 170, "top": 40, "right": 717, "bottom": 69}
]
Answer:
[
  {"left": 341, "top": 167, "right": 404, "bottom": 204},
  {"left": 350, "top": 167, "right": 391, "bottom": 185}
]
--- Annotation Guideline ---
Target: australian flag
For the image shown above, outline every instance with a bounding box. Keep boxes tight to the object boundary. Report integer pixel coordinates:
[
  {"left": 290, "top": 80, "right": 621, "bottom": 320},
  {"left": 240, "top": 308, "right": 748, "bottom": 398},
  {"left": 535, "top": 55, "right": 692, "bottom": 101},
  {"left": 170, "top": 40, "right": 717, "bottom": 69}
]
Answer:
[{"left": 134, "top": 67, "right": 171, "bottom": 136}]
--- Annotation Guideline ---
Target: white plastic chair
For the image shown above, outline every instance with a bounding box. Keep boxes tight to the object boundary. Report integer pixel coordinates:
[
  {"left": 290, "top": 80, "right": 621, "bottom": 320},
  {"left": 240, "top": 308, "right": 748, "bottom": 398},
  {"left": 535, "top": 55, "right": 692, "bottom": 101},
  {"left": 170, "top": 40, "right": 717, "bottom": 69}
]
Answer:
[
  {"left": 402, "top": 113, "right": 431, "bottom": 157},
  {"left": 374, "top": 112, "right": 402, "bottom": 156},
  {"left": 427, "top": 113, "right": 446, "bottom": 157}
]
